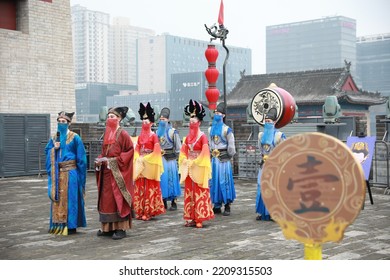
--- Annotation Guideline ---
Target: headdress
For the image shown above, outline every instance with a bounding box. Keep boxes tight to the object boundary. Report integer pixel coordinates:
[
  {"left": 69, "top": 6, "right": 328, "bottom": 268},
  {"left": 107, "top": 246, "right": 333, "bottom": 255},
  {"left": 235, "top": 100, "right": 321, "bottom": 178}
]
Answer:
[
  {"left": 184, "top": 99, "right": 206, "bottom": 121},
  {"left": 107, "top": 106, "right": 128, "bottom": 120},
  {"left": 159, "top": 107, "right": 170, "bottom": 119},
  {"left": 57, "top": 111, "right": 74, "bottom": 123},
  {"left": 138, "top": 102, "right": 155, "bottom": 123},
  {"left": 215, "top": 102, "right": 226, "bottom": 115},
  {"left": 265, "top": 108, "right": 277, "bottom": 121}
]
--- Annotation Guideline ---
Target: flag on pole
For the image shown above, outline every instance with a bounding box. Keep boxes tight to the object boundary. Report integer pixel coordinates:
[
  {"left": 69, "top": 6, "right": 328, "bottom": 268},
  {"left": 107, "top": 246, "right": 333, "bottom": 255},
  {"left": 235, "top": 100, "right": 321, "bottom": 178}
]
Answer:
[{"left": 218, "top": 0, "right": 224, "bottom": 26}]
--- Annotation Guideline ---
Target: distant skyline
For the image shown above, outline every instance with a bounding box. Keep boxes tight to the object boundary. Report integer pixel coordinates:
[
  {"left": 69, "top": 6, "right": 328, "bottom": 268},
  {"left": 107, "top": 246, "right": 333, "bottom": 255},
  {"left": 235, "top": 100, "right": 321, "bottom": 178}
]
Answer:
[{"left": 70, "top": 0, "right": 390, "bottom": 74}]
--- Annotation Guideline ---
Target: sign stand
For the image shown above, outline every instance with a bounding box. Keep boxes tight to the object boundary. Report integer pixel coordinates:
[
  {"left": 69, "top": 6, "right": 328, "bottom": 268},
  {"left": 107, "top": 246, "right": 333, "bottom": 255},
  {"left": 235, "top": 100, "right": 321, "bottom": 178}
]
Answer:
[{"left": 362, "top": 180, "right": 374, "bottom": 210}]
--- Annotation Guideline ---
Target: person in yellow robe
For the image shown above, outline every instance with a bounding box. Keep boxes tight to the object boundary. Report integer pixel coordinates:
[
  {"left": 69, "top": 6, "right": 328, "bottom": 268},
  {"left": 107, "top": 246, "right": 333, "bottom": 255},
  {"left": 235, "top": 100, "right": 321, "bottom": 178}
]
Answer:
[
  {"left": 179, "top": 99, "right": 214, "bottom": 228},
  {"left": 133, "top": 102, "right": 165, "bottom": 221}
]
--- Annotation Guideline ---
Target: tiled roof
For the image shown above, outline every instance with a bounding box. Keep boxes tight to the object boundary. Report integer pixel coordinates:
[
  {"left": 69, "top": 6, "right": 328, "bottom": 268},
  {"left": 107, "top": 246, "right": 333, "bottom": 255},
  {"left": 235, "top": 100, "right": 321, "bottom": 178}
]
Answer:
[{"left": 226, "top": 67, "right": 387, "bottom": 107}]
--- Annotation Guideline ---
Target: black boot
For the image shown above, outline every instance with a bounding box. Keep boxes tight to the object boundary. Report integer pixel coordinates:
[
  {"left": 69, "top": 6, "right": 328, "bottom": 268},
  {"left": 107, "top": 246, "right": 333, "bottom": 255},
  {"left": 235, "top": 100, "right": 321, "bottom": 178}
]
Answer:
[
  {"left": 169, "top": 199, "right": 177, "bottom": 211},
  {"left": 223, "top": 204, "right": 231, "bottom": 216},
  {"left": 163, "top": 199, "right": 168, "bottom": 209},
  {"left": 112, "top": 230, "right": 126, "bottom": 240},
  {"left": 97, "top": 229, "right": 114, "bottom": 237},
  {"left": 213, "top": 206, "right": 222, "bottom": 214}
]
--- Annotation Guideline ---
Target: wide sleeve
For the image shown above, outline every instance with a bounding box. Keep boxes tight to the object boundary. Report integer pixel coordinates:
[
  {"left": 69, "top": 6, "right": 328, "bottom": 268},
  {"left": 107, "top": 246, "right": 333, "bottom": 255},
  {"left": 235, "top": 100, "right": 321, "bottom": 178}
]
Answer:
[
  {"left": 75, "top": 135, "right": 87, "bottom": 192},
  {"left": 173, "top": 130, "right": 182, "bottom": 155},
  {"left": 189, "top": 135, "right": 211, "bottom": 188},
  {"left": 107, "top": 131, "right": 134, "bottom": 217},
  {"left": 113, "top": 131, "right": 134, "bottom": 170},
  {"left": 107, "top": 131, "right": 134, "bottom": 187},
  {"left": 258, "top": 132, "right": 263, "bottom": 149},
  {"left": 136, "top": 134, "right": 164, "bottom": 181},
  {"left": 45, "top": 138, "right": 54, "bottom": 174},
  {"left": 133, "top": 136, "right": 142, "bottom": 179},
  {"left": 276, "top": 131, "right": 287, "bottom": 145},
  {"left": 133, "top": 138, "right": 140, "bottom": 163},
  {"left": 226, "top": 128, "right": 236, "bottom": 157},
  {"left": 45, "top": 138, "right": 57, "bottom": 200},
  {"left": 178, "top": 140, "right": 189, "bottom": 183}
]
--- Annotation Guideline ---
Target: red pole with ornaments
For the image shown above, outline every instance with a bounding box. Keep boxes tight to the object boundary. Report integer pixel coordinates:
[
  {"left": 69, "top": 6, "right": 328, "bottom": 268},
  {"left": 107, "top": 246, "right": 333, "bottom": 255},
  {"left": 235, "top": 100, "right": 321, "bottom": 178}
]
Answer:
[
  {"left": 205, "top": 45, "right": 220, "bottom": 110},
  {"left": 204, "top": 0, "right": 229, "bottom": 115}
]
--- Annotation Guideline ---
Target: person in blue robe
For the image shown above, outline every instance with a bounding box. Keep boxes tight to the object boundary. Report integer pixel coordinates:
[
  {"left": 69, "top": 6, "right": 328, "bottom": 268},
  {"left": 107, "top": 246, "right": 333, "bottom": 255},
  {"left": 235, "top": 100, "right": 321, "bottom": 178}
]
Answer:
[
  {"left": 208, "top": 102, "right": 236, "bottom": 216},
  {"left": 255, "top": 108, "right": 286, "bottom": 221},
  {"left": 157, "top": 107, "right": 182, "bottom": 210},
  {"left": 45, "top": 111, "right": 87, "bottom": 235}
]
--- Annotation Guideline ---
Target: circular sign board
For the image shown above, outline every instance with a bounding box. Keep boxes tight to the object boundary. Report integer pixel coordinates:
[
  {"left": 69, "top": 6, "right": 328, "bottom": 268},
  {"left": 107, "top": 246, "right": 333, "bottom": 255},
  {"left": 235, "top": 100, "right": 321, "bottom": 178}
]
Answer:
[
  {"left": 261, "top": 132, "right": 365, "bottom": 244},
  {"left": 250, "top": 84, "right": 296, "bottom": 128}
]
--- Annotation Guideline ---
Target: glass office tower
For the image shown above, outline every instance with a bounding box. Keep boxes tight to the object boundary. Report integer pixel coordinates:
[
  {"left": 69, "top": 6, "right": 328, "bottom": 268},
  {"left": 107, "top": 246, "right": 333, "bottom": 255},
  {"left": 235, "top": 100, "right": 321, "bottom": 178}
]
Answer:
[{"left": 266, "top": 16, "right": 356, "bottom": 75}]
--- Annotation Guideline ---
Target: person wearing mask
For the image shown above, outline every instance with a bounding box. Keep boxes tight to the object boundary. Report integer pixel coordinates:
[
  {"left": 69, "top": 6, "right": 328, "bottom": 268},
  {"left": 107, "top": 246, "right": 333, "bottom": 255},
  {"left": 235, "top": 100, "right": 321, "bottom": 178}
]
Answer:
[
  {"left": 133, "top": 102, "right": 165, "bottom": 221},
  {"left": 208, "top": 102, "right": 236, "bottom": 216},
  {"left": 179, "top": 99, "right": 214, "bottom": 228},
  {"left": 95, "top": 107, "right": 134, "bottom": 240},
  {"left": 255, "top": 108, "right": 286, "bottom": 221},
  {"left": 45, "top": 111, "right": 87, "bottom": 235},
  {"left": 157, "top": 107, "right": 182, "bottom": 211}
]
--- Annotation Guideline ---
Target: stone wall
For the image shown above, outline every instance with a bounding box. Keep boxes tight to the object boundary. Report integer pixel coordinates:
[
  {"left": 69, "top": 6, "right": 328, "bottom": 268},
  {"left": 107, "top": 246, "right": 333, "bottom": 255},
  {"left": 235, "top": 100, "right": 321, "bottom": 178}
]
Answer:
[{"left": 0, "top": 0, "right": 74, "bottom": 134}]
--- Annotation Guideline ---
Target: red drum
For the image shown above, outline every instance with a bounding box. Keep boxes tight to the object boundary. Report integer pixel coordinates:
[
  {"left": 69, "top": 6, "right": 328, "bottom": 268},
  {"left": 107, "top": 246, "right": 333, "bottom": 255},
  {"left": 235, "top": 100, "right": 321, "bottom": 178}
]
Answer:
[{"left": 250, "top": 84, "right": 296, "bottom": 128}]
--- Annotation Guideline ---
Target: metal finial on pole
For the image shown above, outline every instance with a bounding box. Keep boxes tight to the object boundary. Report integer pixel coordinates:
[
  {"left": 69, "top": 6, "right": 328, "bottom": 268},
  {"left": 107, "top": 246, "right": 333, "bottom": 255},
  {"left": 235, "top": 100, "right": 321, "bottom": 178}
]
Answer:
[{"left": 221, "top": 35, "right": 229, "bottom": 117}]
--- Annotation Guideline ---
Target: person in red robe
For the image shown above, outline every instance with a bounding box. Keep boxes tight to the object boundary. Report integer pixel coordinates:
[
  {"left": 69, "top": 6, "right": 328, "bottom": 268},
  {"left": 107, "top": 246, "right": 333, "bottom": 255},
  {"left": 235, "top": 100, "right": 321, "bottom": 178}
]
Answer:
[
  {"left": 179, "top": 99, "right": 214, "bottom": 228},
  {"left": 133, "top": 102, "right": 165, "bottom": 221},
  {"left": 95, "top": 107, "right": 134, "bottom": 240}
]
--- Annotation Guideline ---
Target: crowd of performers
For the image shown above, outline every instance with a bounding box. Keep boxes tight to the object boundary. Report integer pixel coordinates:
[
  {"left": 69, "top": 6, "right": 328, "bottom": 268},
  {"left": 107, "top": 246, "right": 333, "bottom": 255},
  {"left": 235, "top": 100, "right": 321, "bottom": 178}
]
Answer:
[{"left": 45, "top": 99, "right": 284, "bottom": 239}]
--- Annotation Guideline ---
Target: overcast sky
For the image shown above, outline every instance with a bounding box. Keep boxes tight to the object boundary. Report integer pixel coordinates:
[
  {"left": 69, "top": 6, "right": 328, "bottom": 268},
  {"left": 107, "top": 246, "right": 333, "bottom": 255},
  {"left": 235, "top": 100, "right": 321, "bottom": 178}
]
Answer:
[{"left": 70, "top": 0, "right": 390, "bottom": 74}]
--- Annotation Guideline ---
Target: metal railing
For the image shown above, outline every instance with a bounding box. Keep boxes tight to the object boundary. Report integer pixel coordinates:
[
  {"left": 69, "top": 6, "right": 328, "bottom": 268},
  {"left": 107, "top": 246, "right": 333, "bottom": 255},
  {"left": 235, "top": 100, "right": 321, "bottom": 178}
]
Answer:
[
  {"left": 83, "top": 140, "right": 103, "bottom": 171},
  {"left": 38, "top": 138, "right": 390, "bottom": 195},
  {"left": 372, "top": 140, "right": 390, "bottom": 194}
]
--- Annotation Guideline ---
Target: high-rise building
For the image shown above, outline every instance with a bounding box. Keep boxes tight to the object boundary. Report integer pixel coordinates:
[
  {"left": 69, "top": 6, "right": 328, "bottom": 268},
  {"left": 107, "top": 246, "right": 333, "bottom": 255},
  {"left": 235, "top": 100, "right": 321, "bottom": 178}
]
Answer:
[
  {"left": 107, "top": 92, "right": 170, "bottom": 124},
  {"left": 266, "top": 16, "right": 356, "bottom": 74},
  {"left": 357, "top": 33, "right": 390, "bottom": 97},
  {"left": 71, "top": 8, "right": 251, "bottom": 122},
  {"left": 356, "top": 33, "right": 390, "bottom": 135},
  {"left": 109, "top": 17, "right": 155, "bottom": 86},
  {"left": 108, "top": 71, "right": 224, "bottom": 121},
  {"left": 71, "top": 5, "right": 110, "bottom": 84},
  {"left": 169, "top": 72, "right": 223, "bottom": 121},
  {"left": 137, "top": 34, "right": 252, "bottom": 94},
  {"left": 76, "top": 83, "right": 137, "bottom": 123}
]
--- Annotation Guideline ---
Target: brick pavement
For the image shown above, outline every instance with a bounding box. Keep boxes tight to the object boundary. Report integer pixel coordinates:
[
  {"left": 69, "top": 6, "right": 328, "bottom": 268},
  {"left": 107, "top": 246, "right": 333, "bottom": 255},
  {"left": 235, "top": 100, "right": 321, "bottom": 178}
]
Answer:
[{"left": 0, "top": 173, "right": 389, "bottom": 260}]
